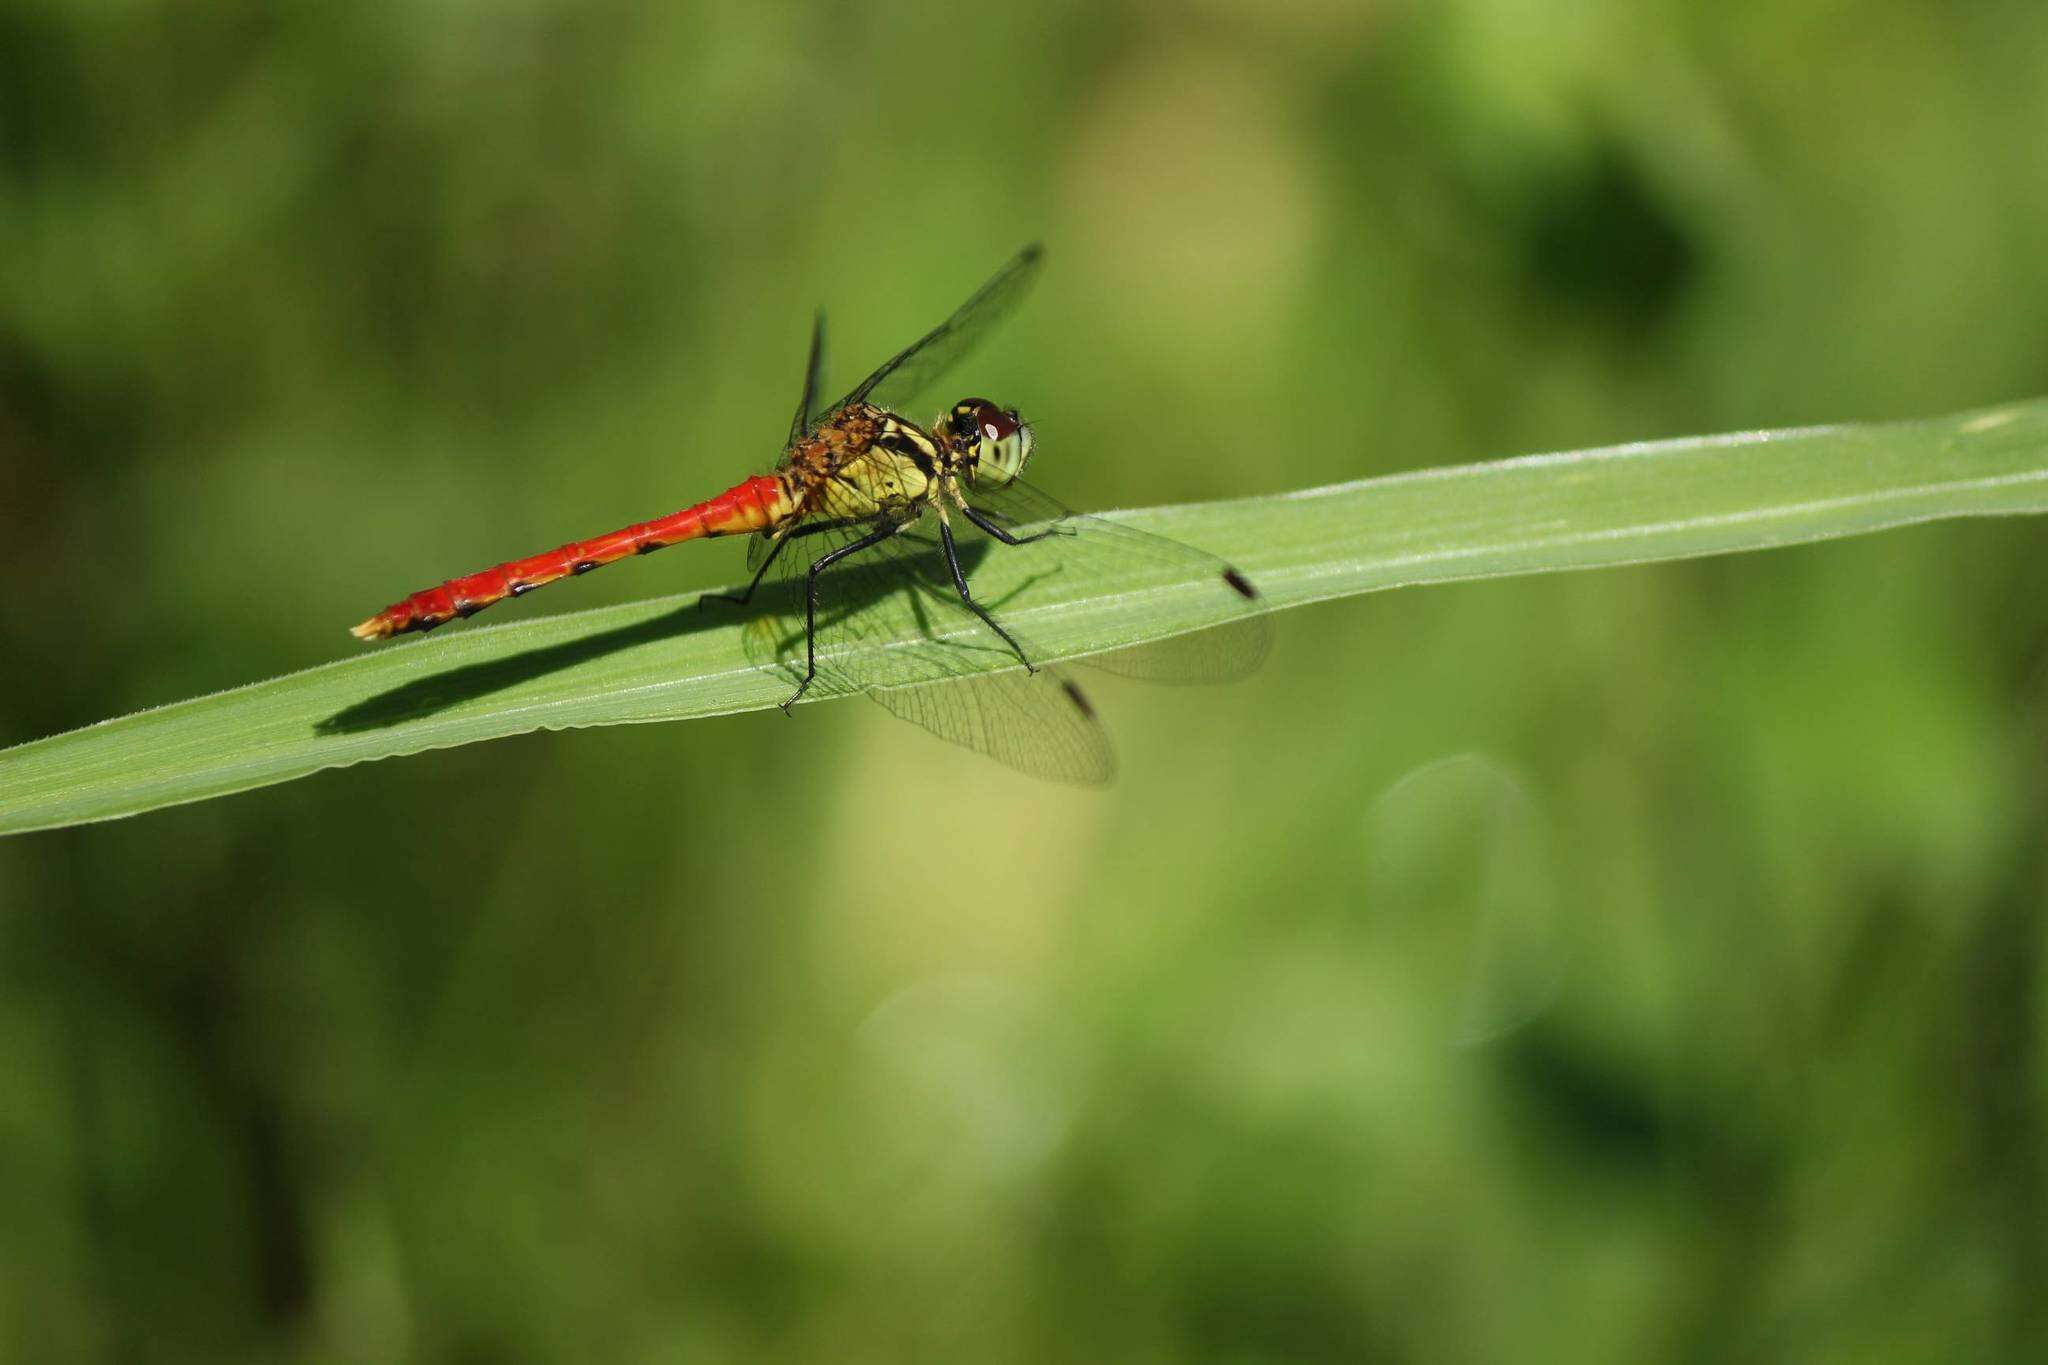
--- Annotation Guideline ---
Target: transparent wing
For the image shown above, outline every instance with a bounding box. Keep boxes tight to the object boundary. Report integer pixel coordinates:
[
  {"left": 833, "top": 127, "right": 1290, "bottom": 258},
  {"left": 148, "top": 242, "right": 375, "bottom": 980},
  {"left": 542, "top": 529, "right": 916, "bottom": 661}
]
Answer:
[
  {"left": 737, "top": 483, "right": 1113, "bottom": 784},
  {"left": 870, "top": 667, "right": 1114, "bottom": 785},
  {"left": 739, "top": 483, "right": 1017, "bottom": 694},
  {"left": 965, "top": 477, "right": 1272, "bottom": 683},
  {"left": 732, "top": 464, "right": 1265, "bottom": 785},
  {"left": 758, "top": 244, "right": 1039, "bottom": 561},
  {"left": 749, "top": 315, "right": 832, "bottom": 570},
  {"left": 753, "top": 245, "right": 1041, "bottom": 578},
  {"left": 745, "top": 527, "right": 776, "bottom": 574},
  {"left": 833, "top": 244, "right": 1043, "bottom": 418},
  {"left": 787, "top": 309, "right": 826, "bottom": 448}
]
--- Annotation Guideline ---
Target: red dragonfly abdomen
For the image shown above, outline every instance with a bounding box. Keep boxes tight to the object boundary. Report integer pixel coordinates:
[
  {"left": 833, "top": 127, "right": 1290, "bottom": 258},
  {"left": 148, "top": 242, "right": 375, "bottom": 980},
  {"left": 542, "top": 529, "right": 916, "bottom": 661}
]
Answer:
[{"left": 351, "top": 474, "right": 792, "bottom": 640}]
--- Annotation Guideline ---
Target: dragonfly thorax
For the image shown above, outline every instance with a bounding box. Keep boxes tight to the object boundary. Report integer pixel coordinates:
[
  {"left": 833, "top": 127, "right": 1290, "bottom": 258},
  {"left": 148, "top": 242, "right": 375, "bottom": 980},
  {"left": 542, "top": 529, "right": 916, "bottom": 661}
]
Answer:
[{"left": 940, "top": 397, "right": 1032, "bottom": 488}]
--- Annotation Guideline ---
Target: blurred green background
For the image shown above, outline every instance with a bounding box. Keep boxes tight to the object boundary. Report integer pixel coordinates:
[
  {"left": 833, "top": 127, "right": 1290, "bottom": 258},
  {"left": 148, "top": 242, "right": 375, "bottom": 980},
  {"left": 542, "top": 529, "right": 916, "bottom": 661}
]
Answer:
[{"left": 4, "top": 0, "right": 2048, "bottom": 1359}]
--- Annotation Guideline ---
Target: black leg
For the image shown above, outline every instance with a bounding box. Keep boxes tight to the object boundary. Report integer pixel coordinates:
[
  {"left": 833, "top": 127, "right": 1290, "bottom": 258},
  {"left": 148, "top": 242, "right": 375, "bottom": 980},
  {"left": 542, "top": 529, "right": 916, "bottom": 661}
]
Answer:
[
  {"left": 782, "top": 521, "right": 901, "bottom": 712},
  {"left": 960, "top": 503, "right": 1066, "bottom": 546},
  {"left": 699, "top": 520, "right": 849, "bottom": 610},
  {"left": 939, "top": 518, "right": 1034, "bottom": 673},
  {"left": 697, "top": 535, "right": 789, "bottom": 610}
]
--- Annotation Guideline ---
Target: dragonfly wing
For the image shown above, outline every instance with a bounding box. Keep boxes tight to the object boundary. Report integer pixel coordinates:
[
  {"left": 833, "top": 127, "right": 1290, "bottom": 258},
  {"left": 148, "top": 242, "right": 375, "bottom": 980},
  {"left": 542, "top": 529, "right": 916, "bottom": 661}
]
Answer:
[
  {"left": 788, "top": 309, "right": 826, "bottom": 448},
  {"left": 740, "top": 477, "right": 966, "bottom": 698},
  {"left": 834, "top": 244, "right": 1043, "bottom": 418},
  {"left": 870, "top": 667, "right": 1114, "bottom": 785},
  {"left": 1077, "top": 615, "right": 1271, "bottom": 684},
  {"left": 844, "top": 503, "right": 1253, "bottom": 780},
  {"left": 736, "top": 486, "right": 1117, "bottom": 783},
  {"left": 740, "top": 515, "right": 1017, "bottom": 694},
  {"left": 735, "top": 460, "right": 1265, "bottom": 784},
  {"left": 964, "top": 477, "right": 1272, "bottom": 683}
]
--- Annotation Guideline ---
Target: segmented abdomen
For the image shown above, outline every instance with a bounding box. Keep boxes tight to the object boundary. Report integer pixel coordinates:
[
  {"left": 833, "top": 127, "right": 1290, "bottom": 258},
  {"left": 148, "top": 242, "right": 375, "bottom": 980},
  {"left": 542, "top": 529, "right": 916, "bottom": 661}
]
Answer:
[{"left": 351, "top": 474, "right": 791, "bottom": 640}]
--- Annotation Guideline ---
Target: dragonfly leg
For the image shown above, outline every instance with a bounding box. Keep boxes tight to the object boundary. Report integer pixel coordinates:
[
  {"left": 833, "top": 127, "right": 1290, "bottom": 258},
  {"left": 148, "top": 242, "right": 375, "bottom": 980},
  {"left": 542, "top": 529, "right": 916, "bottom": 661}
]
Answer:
[
  {"left": 939, "top": 518, "right": 1035, "bottom": 674},
  {"left": 959, "top": 502, "right": 1067, "bottom": 546},
  {"left": 782, "top": 520, "right": 902, "bottom": 713},
  {"left": 699, "top": 521, "right": 847, "bottom": 610}
]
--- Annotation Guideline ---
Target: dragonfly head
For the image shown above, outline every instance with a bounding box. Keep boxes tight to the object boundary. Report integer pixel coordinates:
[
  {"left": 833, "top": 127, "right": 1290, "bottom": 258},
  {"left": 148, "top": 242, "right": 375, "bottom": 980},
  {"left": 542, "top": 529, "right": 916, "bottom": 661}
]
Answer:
[{"left": 944, "top": 398, "right": 1033, "bottom": 488}]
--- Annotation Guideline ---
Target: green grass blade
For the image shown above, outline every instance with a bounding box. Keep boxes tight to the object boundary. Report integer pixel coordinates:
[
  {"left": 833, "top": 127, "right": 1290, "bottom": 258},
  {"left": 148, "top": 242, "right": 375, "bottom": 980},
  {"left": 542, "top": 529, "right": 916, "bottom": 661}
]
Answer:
[{"left": 5, "top": 398, "right": 2048, "bottom": 834}]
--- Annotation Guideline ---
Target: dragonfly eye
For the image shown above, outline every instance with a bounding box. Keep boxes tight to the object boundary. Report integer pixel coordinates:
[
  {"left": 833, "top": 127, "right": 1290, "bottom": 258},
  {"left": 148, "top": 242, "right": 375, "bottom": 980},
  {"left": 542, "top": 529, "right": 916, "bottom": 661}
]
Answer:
[
  {"left": 947, "top": 397, "right": 1029, "bottom": 483},
  {"left": 975, "top": 403, "right": 1019, "bottom": 444}
]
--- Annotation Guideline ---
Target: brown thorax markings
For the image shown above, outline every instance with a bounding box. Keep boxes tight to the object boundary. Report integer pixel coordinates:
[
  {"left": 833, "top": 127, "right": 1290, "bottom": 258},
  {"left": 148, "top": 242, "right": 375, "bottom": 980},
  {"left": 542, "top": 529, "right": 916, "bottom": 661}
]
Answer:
[{"left": 782, "top": 401, "right": 945, "bottom": 526}]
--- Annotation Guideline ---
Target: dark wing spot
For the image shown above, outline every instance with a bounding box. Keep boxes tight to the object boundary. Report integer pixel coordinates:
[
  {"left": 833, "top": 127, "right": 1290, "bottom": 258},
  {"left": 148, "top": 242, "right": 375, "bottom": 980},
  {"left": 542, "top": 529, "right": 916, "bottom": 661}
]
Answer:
[
  {"left": 454, "top": 602, "right": 480, "bottom": 618},
  {"left": 1060, "top": 678, "right": 1097, "bottom": 720},
  {"left": 1222, "top": 568, "right": 1258, "bottom": 600},
  {"left": 415, "top": 616, "right": 442, "bottom": 632}
]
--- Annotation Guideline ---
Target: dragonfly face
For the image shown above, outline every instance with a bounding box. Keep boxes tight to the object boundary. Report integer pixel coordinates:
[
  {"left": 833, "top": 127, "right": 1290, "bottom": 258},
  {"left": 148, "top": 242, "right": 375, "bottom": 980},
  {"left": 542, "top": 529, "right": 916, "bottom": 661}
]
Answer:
[{"left": 941, "top": 397, "right": 1033, "bottom": 489}]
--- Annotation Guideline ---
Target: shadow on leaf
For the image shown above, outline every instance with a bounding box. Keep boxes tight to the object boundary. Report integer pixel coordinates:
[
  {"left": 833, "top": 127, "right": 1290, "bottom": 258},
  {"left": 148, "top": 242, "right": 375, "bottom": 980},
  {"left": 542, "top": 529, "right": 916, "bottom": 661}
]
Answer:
[{"left": 315, "top": 541, "right": 998, "bottom": 735}]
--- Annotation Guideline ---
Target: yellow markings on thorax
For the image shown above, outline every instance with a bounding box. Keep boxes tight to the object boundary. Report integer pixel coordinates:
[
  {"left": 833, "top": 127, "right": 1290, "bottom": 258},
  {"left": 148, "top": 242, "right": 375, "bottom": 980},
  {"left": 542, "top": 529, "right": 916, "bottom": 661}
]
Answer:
[{"left": 786, "top": 403, "right": 961, "bottom": 526}]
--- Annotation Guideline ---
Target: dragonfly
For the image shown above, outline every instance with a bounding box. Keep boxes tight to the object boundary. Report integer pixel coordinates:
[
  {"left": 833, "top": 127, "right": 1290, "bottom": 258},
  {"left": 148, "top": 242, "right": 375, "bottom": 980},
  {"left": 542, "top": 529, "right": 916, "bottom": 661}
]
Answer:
[{"left": 350, "top": 245, "right": 1268, "bottom": 781}]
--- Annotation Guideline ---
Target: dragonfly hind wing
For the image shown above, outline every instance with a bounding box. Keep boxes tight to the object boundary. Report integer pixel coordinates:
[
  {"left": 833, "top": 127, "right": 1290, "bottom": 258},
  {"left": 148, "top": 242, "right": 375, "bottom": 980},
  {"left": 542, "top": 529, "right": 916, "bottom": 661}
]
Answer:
[
  {"left": 963, "top": 477, "right": 1273, "bottom": 684},
  {"left": 737, "top": 512, "right": 958, "bottom": 699},
  {"left": 732, "top": 503, "right": 1117, "bottom": 782},
  {"left": 1075, "top": 615, "right": 1271, "bottom": 684},
  {"left": 869, "top": 666, "right": 1115, "bottom": 785}
]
